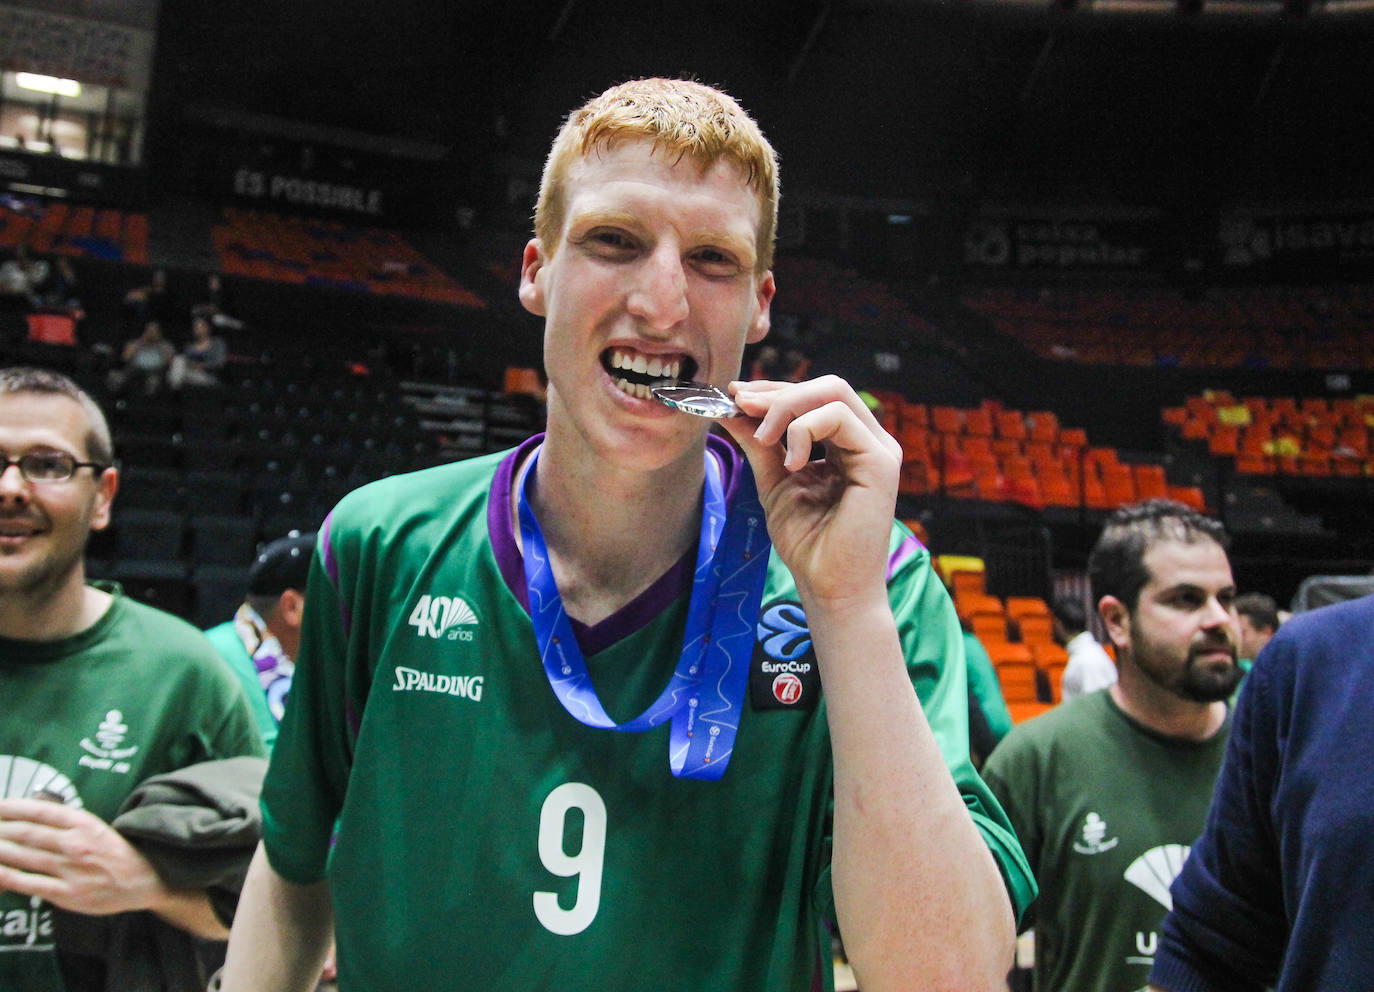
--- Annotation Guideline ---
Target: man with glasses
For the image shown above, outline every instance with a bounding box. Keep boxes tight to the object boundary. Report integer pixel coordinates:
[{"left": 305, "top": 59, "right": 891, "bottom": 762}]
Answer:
[{"left": 0, "top": 366, "right": 265, "bottom": 991}]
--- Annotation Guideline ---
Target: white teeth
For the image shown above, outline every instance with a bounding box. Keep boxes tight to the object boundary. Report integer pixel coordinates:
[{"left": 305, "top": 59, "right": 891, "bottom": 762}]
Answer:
[
  {"left": 616, "top": 379, "right": 631, "bottom": 395},
  {"left": 606, "top": 349, "right": 687, "bottom": 387}
]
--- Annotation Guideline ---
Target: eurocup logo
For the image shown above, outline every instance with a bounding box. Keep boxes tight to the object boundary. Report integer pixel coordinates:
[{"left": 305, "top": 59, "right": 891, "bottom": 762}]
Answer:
[{"left": 756, "top": 604, "right": 811, "bottom": 661}]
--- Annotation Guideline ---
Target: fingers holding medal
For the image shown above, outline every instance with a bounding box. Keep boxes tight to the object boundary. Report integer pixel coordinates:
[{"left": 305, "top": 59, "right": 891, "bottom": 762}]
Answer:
[{"left": 717, "top": 375, "right": 901, "bottom": 606}]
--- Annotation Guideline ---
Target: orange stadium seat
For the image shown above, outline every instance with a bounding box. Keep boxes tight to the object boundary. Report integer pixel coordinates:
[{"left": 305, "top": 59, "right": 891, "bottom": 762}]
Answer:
[
  {"left": 931, "top": 406, "right": 963, "bottom": 435},
  {"left": 987, "top": 643, "right": 1038, "bottom": 703},
  {"left": 1133, "top": 464, "right": 1170, "bottom": 501},
  {"left": 964, "top": 407, "right": 994, "bottom": 437}
]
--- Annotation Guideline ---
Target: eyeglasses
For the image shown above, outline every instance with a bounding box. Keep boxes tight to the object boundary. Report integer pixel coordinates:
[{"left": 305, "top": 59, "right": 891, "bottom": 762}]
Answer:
[{"left": 0, "top": 452, "right": 110, "bottom": 484}]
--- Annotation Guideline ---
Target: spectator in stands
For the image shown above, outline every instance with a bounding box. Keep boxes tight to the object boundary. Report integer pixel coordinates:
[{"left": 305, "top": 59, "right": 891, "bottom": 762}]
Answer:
[
  {"left": 220, "top": 77, "right": 1031, "bottom": 992},
  {"left": 1233, "top": 591, "right": 1279, "bottom": 664},
  {"left": 198, "top": 273, "right": 245, "bottom": 332},
  {"left": 1148, "top": 593, "right": 1374, "bottom": 992},
  {"left": 782, "top": 344, "right": 811, "bottom": 382},
  {"left": 121, "top": 267, "right": 176, "bottom": 331},
  {"left": 983, "top": 499, "right": 1242, "bottom": 992},
  {"left": 169, "top": 311, "right": 228, "bottom": 390},
  {"left": 1052, "top": 591, "right": 1118, "bottom": 700},
  {"left": 36, "top": 255, "right": 82, "bottom": 312},
  {"left": 0, "top": 366, "right": 265, "bottom": 990},
  {"left": 204, "top": 532, "right": 315, "bottom": 753},
  {"left": 0, "top": 245, "right": 45, "bottom": 338},
  {"left": 747, "top": 342, "right": 782, "bottom": 380},
  {"left": 107, "top": 320, "right": 175, "bottom": 395}
]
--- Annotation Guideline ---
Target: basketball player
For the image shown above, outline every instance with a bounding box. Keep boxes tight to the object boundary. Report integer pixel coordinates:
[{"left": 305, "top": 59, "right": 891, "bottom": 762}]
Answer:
[{"left": 222, "top": 78, "right": 1032, "bottom": 992}]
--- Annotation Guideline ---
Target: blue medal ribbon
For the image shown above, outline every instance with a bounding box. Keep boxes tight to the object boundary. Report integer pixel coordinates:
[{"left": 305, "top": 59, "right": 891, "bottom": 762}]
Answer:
[{"left": 518, "top": 447, "right": 770, "bottom": 779}]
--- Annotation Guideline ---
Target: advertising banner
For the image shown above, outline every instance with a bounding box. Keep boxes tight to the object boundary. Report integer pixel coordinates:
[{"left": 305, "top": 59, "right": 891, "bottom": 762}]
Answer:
[
  {"left": 1217, "top": 208, "right": 1374, "bottom": 278},
  {"left": 963, "top": 209, "right": 1162, "bottom": 276}
]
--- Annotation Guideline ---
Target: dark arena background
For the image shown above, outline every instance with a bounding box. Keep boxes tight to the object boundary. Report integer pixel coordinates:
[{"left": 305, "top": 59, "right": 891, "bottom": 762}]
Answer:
[{"left": 3, "top": 0, "right": 1371, "bottom": 659}]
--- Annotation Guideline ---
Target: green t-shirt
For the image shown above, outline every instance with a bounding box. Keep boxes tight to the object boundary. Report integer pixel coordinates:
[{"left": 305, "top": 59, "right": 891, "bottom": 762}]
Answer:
[
  {"left": 982, "top": 689, "right": 1230, "bottom": 992},
  {"left": 0, "top": 587, "right": 266, "bottom": 992},
  {"left": 263, "top": 439, "right": 1035, "bottom": 992},
  {"left": 204, "top": 620, "right": 280, "bottom": 752}
]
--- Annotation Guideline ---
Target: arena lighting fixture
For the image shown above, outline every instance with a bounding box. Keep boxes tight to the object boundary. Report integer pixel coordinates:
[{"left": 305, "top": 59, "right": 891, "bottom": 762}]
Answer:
[{"left": 15, "top": 73, "right": 81, "bottom": 98}]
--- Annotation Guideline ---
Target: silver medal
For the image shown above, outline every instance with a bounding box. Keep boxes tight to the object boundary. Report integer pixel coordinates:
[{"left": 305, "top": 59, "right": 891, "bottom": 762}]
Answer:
[{"left": 650, "top": 381, "right": 744, "bottom": 419}]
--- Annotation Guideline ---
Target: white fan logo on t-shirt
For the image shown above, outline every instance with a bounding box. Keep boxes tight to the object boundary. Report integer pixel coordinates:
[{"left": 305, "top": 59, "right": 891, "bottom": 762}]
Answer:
[{"left": 1124, "top": 844, "right": 1191, "bottom": 910}]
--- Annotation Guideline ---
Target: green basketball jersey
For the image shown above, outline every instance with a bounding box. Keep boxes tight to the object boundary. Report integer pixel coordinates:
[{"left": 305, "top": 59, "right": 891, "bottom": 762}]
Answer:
[
  {"left": 263, "top": 437, "right": 1034, "bottom": 992},
  {"left": 0, "top": 588, "right": 266, "bottom": 992},
  {"left": 982, "top": 690, "right": 1230, "bottom": 992}
]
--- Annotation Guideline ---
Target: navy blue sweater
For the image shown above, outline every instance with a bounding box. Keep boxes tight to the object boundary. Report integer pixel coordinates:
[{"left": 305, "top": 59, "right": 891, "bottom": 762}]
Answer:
[{"left": 1150, "top": 593, "right": 1374, "bottom": 991}]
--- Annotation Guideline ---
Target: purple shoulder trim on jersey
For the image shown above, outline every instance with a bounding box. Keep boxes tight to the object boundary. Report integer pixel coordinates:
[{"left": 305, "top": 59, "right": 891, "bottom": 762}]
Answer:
[
  {"left": 320, "top": 509, "right": 338, "bottom": 584},
  {"left": 319, "top": 510, "right": 352, "bottom": 636},
  {"left": 886, "top": 532, "right": 924, "bottom": 582},
  {"left": 489, "top": 434, "right": 545, "bottom": 613},
  {"left": 488, "top": 434, "right": 745, "bottom": 655}
]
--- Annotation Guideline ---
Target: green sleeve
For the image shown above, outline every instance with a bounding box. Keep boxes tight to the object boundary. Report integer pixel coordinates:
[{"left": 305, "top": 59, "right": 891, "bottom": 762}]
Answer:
[
  {"left": 887, "top": 526, "right": 1037, "bottom": 925},
  {"left": 260, "top": 510, "right": 357, "bottom": 884},
  {"left": 981, "top": 726, "right": 1046, "bottom": 931}
]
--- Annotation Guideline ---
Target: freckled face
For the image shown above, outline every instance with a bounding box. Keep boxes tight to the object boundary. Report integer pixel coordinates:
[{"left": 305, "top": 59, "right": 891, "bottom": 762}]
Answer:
[{"left": 519, "top": 139, "right": 774, "bottom": 470}]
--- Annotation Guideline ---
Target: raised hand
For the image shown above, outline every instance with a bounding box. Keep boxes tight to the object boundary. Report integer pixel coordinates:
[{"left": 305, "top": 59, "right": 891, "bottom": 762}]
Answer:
[{"left": 717, "top": 375, "right": 902, "bottom": 609}]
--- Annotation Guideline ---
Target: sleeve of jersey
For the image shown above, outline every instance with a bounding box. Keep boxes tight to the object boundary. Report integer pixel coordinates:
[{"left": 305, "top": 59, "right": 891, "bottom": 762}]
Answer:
[
  {"left": 1149, "top": 647, "right": 1286, "bottom": 992},
  {"left": 812, "top": 524, "right": 1037, "bottom": 927},
  {"left": 259, "top": 507, "right": 358, "bottom": 885},
  {"left": 979, "top": 723, "right": 1046, "bottom": 932}
]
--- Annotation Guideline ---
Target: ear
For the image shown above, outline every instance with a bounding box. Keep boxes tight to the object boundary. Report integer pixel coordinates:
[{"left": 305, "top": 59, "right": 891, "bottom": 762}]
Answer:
[
  {"left": 1098, "top": 595, "right": 1131, "bottom": 653},
  {"left": 279, "top": 588, "right": 306, "bottom": 628},
  {"left": 746, "top": 270, "right": 775, "bottom": 345},
  {"left": 89, "top": 467, "right": 118, "bottom": 532},
  {"left": 518, "top": 239, "right": 548, "bottom": 317}
]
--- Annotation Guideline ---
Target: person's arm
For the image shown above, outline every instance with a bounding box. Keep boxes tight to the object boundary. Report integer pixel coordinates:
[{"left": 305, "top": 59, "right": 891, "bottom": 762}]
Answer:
[
  {"left": 0, "top": 798, "right": 229, "bottom": 939},
  {"left": 724, "top": 376, "right": 1016, "bottom": 992},
  {"left": 219, "top": 844, "right": 334, "bottom": 991}
]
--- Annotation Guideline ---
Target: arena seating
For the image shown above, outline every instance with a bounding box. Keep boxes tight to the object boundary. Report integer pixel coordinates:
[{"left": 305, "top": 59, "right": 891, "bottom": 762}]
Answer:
[
  {"left": 872, "top": 391, "right": 1206, "bottom": 513},
  {"left": 964, "top": 285, "right": 1374, "bottom": 370},
  {"left": 937, "top": 554, "right": 1063, "bottom": 722},
  {"left": 211, "top": 208, "right": 486, "bottom": 307},
  {"left": 1165, "top": 390, "right": 1374, "bottom": 478},
  {"left": 0, "top": 200, "right": 148, "bottom": 264}
]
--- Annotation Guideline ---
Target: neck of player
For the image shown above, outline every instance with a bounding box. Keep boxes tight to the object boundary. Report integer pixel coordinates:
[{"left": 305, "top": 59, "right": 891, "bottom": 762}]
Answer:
[{"left": 517, "top": 432, "right": 709, "bottom": 628}]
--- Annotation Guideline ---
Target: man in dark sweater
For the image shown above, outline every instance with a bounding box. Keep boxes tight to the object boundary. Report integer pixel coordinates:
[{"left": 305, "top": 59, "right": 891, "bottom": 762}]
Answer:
[{"left": 1149, "top": 592, "right": 1374, "bottom": 992}]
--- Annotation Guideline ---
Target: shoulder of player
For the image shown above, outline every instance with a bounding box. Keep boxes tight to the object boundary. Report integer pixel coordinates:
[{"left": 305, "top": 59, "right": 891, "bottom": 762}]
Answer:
[
  {"left": 986, "top": 693, "right": 1110, "bottom": 768},
  {"left": 327, "top": 452, "right": 505, "bottom": 548}
]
